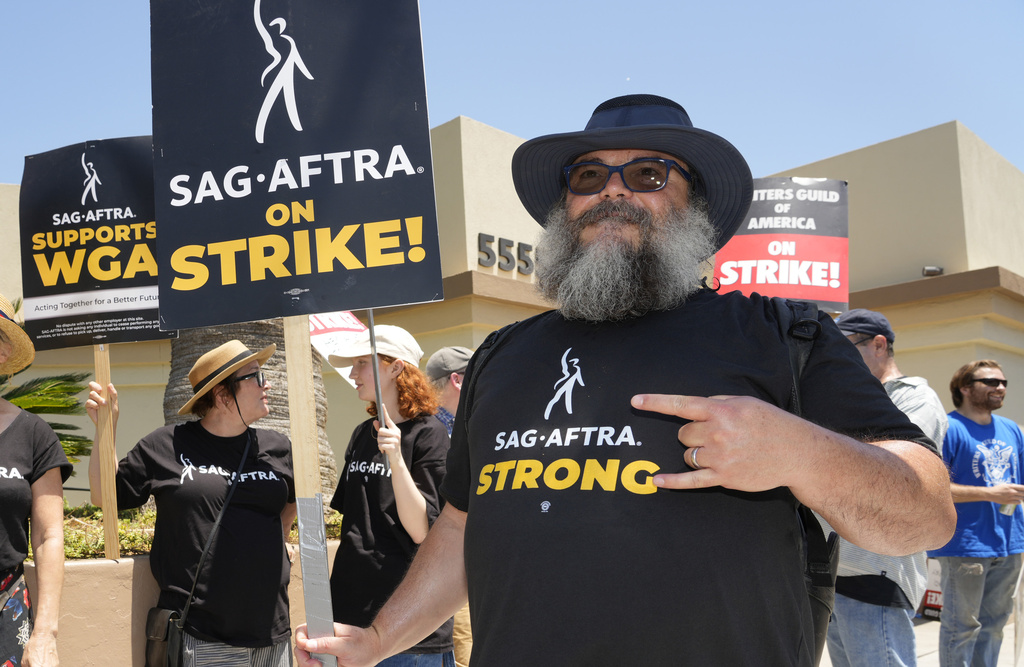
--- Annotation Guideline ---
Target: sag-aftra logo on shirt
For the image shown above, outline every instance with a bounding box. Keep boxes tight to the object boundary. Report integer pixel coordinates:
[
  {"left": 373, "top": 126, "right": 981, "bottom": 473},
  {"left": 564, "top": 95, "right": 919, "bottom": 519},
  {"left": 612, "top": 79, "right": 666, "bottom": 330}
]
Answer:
[
  {"left": 178, "top": 454, "right": 281, "bottom": 485},
  {"left": 478, "top": 347, "right": 658, "bottom": 498},
  {"left": 0, "top": 467, "right": 24, "bottom": 479}
]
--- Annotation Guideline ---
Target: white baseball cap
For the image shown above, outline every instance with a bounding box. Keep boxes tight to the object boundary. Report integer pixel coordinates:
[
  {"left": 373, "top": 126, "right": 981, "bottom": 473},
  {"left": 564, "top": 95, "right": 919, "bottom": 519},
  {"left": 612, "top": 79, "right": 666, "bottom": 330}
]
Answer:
[{"left": 328, "top": 325, "right": 423, "bottom": 368}]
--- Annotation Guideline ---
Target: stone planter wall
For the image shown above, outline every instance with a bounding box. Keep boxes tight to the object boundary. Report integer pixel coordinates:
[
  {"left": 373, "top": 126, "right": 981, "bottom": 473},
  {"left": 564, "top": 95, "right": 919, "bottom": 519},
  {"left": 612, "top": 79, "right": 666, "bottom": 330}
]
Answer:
[{"left": 24, "top": 541, "right": 340, "bottom": 665}]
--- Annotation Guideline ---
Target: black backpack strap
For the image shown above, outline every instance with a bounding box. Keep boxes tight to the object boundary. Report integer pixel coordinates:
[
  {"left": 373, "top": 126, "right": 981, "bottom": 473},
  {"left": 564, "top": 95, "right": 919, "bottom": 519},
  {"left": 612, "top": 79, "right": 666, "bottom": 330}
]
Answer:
[
  {"left": 459, "top": 319, "right": 524, "bottom": 427},
  {"left": 772, "top": 297, "right": 837, "bottom": 667},
  {"left": 776, "top": 298, "right": 821, "bottom": 417}
]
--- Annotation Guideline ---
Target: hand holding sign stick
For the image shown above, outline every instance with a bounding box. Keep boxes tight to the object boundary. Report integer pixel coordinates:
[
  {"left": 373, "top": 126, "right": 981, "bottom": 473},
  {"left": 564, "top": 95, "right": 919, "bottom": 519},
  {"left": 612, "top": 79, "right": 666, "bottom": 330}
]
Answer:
[{"left": 367, "top": 309, "right": 390, "bottom": 474}]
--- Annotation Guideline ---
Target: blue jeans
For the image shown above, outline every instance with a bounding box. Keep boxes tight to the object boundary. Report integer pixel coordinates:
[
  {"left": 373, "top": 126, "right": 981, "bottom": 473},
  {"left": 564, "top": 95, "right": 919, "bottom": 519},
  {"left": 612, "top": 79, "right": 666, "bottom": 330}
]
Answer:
[
  {"left": 937, "top": 554, "right": 1023, "bottom": 667},
  {"left": 376, "top": 651, "right": 455, "bottom": 667},
  {"left": 826, "top": 592, "right": 917, "bottom": 667}
]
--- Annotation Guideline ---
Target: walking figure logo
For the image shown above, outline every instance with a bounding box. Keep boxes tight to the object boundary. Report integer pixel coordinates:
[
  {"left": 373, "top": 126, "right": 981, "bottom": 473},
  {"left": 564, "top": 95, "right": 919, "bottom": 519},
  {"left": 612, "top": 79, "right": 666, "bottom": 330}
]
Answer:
[
  {"left": 81, "top": 153, "right": 101, "bottom": 205},
  {"left": 254, "top": 0, "right": 314, "bottom": 144},
  {"left": 544, "top": 348, "right": 585, "bottom": 420},
  {"left": 179, "top": 454, "right": 197, "bottom": 484}
]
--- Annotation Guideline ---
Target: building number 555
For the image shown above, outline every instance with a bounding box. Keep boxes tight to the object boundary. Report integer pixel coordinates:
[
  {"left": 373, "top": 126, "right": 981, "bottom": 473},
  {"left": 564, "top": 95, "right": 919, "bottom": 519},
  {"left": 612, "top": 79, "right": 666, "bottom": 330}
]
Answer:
[{"left": 478, "top": 234, "right": 534, "bottom": 275}]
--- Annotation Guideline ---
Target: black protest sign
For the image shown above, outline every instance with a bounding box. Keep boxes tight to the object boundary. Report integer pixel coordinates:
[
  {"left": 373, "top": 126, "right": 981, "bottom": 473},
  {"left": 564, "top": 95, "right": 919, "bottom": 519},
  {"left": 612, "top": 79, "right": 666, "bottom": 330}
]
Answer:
[
  {"left": 151, "top": 0, "right": 443, "bottom": 330},
  {"left": 713, "top": 177, "right": 849, "bottom": 312},
  {"left": 19, "top": 137, "right": 175, "bottom": 350}
]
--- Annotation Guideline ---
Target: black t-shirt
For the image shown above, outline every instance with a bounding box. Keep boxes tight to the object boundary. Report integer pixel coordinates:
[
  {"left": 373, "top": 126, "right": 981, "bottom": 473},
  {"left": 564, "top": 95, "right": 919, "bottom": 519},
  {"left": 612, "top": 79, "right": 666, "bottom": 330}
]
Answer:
[
  {"left": 0, "top": 410, "right": 72, "bottom": 570},
  {"left": 442, "top": 289, "right": 934, "bottom": 667},
  {"left": 330, "top": 415, "right": 453, "bottom": 653},
  {"left": 116, "top": 421, "right": 295, "bottom": 647}
]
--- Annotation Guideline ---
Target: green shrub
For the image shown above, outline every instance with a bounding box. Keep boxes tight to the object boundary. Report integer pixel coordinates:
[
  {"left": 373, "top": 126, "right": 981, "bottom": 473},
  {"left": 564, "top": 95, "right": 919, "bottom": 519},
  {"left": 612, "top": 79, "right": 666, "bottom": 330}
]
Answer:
[
  {"left": 47, "top": 502, "right": 343, "bottom": 560},
  {"left": 54, "top": 503, "right": 156, "bottom": 559}
]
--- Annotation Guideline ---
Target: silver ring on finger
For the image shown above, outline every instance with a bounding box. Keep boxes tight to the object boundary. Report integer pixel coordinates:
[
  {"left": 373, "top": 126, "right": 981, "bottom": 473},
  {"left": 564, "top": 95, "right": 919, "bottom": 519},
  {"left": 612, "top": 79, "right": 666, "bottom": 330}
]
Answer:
[{"left": 690, "top": 447, "right": 703, "bottom": 470}]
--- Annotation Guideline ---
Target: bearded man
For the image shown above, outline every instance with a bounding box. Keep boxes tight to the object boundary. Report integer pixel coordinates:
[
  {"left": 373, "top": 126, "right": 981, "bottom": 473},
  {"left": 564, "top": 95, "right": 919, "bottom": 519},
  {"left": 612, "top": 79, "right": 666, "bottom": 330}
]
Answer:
[
  {"left": 295, "top": 94, "right": 954, "bottom": 667},
  {"left": 929, "top": 360, "right": 1024, "bottom": 667}
]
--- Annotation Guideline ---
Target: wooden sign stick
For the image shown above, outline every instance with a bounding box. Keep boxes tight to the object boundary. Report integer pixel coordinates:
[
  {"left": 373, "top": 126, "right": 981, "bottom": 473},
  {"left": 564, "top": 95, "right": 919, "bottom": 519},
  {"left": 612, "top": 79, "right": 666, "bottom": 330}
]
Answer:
[
  {"left": 283, "top": 316, "right": 320, "bottom": 500},
  {"left": 284, "top": 316, "right": 338, "bottom": 666},
  {"left": 92, "top": 343, "right": 120, "bottom": 560}
]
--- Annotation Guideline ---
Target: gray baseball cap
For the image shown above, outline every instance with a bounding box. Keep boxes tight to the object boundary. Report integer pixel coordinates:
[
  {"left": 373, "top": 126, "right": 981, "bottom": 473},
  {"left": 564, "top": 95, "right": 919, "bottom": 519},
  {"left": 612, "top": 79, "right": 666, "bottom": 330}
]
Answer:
[
  {"left": 835, "top": 309, "right": 895, "bottom": 344},
  {"left": 425, "top": 346, "right": 473, "bottom": 382}
]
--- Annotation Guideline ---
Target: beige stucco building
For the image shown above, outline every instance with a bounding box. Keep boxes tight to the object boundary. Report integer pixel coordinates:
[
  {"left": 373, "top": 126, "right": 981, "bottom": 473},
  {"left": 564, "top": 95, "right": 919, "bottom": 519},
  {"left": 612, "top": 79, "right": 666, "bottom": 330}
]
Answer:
[{"left": 772, "top": 120, "right": 1024, "bottom": 423}]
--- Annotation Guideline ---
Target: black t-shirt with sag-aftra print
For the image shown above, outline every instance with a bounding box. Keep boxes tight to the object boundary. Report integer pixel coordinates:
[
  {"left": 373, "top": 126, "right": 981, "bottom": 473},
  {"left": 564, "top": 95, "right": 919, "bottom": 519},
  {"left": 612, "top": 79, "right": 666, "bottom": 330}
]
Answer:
[
  {"left": 442, "top": 289, "right": 933, "bottom": 667},
  {"left": 330, "top": 415, "right": 452, "bottom": 653},
  {"left": 116, "top": 421, "right": 294, "bottom": 647}
]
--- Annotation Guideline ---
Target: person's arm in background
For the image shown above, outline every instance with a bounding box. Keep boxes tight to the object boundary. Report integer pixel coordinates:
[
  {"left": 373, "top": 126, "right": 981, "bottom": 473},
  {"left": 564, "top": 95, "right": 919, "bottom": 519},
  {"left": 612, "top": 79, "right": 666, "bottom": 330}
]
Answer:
[
  {"left": 949, "top": 482, "right": 1024, "bottom": 504},
  {"left": 376, "top": 405, "right": 429, "bottom": 543},
  {"left": 23, "top": 468, "right": 65, "bottom": 667}
]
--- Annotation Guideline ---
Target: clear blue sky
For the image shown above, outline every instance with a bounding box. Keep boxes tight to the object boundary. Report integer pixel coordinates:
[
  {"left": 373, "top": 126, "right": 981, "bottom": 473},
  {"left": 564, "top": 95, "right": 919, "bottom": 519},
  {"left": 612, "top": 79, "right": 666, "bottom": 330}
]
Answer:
[{"left": 3, "top": 0, "right": 1021, "bottom": 186}]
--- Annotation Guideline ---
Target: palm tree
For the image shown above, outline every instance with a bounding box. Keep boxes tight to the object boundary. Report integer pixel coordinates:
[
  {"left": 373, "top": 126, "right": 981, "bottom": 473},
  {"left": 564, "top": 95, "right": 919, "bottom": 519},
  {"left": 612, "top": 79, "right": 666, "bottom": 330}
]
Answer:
[
  {"left": 162, "top": 318, "right": 337, "bottom": 503},
  {"left": 2, "top": 373, "right": 93, "bottom": 467},
  {"left": 1, "top": 298, "right": 92, "bottom": 469}
]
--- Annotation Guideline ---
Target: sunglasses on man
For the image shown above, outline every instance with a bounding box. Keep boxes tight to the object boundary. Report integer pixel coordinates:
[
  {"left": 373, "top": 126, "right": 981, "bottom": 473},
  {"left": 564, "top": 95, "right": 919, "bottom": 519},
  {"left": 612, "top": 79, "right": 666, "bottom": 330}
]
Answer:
[
  {"left": 563, "top": 157, "right": 692, "bottom": 196},
  {"left": 971, "top": 377, "right": 1008, "bottom": 388}
]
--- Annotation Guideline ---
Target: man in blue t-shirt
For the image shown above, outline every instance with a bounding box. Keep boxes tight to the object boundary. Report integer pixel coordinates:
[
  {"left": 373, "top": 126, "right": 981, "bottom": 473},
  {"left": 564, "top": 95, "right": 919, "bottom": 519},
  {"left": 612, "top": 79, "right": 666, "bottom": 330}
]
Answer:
[{"left": 930, "top": 359, "right": 1024, "bottom": 667}]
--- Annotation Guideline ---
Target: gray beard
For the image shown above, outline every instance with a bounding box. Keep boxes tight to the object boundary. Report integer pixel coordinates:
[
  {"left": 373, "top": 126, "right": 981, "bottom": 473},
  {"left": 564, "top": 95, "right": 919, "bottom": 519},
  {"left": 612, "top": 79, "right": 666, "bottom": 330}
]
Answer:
[{"left": 536, "top": 199, "right": 718, "bottom": 321}]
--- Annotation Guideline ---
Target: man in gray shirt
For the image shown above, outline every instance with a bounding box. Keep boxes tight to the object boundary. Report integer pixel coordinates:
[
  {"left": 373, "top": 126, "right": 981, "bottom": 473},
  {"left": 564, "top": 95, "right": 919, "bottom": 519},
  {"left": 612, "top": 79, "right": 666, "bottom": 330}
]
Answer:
[{"left": 826, "top": 308, "right": 948, "bottom": 667}]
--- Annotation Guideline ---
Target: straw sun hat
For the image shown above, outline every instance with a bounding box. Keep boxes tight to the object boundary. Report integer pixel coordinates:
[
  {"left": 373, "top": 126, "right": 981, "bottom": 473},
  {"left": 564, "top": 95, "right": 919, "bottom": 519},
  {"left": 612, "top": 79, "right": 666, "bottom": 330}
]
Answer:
[
  {"left": 177, "top": 340, "right": 276, "bottom": 415},
  {"left": 0, "top": 294, "right": 35, "bottom": 375}
]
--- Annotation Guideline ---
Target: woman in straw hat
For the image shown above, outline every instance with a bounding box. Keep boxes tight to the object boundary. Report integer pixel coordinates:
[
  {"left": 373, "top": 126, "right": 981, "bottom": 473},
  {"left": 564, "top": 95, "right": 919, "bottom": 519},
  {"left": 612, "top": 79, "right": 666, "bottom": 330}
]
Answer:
[
  {"left": 0, "top": 294, "right": 71, "bottom": 667},
  {"left": 86, "top": 340, "right": 295, "bottom": 666},
  {"left": 325, "top": 325, "right": 454, "bottom": 666}
]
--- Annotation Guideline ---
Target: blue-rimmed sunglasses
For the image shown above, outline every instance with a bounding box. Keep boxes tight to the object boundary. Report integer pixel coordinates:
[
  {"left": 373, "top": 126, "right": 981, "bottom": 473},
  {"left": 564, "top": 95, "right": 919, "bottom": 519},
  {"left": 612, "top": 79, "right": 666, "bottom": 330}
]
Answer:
[
  {"left": 563, "top": 157, "right": 692, "bottom": 196},
  {"left": 232, "top": 370, "right": 267, "bottom": 387}
]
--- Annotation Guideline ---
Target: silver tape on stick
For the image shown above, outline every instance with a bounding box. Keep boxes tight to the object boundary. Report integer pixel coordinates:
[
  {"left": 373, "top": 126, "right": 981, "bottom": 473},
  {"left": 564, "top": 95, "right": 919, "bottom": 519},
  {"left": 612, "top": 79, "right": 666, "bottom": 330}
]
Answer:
[{"left": 297, "top": 495, "right": 338, "bottom": 667}]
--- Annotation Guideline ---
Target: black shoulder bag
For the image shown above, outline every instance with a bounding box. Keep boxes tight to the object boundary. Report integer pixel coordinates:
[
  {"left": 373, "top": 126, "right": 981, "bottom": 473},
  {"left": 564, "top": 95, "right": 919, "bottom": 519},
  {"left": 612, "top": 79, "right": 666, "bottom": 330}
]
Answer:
[{"left": 146, "top": 431, "right": 253, "bottom": 667}]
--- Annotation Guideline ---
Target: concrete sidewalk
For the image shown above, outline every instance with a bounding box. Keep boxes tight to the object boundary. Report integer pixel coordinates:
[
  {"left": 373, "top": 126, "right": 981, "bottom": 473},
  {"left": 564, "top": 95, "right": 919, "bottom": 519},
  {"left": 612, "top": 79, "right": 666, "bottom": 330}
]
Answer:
[{"left": 820, "top": 618, "right": 1018, "bottom": 666}]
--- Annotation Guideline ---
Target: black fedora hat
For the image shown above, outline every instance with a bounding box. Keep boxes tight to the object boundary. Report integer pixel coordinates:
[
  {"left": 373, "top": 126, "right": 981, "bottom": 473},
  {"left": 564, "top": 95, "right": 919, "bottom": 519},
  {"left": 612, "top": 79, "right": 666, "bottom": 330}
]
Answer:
[{"left": 511, "top": 94, "right": 753, "bottom": 251}]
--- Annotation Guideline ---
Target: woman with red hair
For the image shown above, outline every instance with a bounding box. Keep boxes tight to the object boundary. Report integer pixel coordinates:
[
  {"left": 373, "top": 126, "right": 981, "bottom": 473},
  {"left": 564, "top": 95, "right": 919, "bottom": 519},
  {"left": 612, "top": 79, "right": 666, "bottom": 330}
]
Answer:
[{"left": 327, "top": 325, "right": 453, "bottom": 667}]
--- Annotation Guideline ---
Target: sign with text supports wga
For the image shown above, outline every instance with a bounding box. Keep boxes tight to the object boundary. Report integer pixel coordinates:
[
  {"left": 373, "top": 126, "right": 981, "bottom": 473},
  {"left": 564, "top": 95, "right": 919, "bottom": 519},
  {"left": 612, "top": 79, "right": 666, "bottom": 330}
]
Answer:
[
  {"left": 151, "top": 0, "right": 443, "bottom": 330},
  {"left": 19, "top": 137, "right": 175, "bottom": 351},
  {"left": 713, "top": 177, "right": 849, "bottom": 313}
]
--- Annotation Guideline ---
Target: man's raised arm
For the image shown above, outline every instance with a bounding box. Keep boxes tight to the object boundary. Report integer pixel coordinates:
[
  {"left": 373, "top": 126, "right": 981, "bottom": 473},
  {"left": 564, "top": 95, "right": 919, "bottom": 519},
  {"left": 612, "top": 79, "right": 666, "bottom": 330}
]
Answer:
[{"left": 632, "top": 393, "right": 956, "bottom": 556}]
